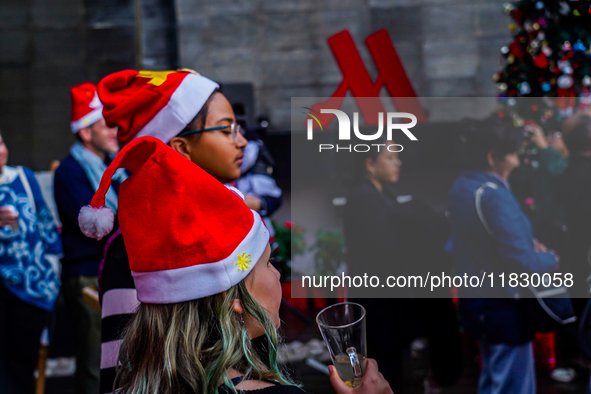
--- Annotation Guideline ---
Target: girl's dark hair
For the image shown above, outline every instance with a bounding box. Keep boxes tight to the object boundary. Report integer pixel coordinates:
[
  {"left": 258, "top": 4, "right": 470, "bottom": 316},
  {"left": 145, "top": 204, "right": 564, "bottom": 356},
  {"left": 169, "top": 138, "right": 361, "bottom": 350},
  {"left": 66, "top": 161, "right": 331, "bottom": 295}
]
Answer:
[
  {"left": 462, "top": 116, "right": 524, "bottom": 171},
  {"left": 564, "top": 114, "right": 591, "bottom": 156},
  {"left": 177, "top": 88, "right": 221, "bottom": 138}
]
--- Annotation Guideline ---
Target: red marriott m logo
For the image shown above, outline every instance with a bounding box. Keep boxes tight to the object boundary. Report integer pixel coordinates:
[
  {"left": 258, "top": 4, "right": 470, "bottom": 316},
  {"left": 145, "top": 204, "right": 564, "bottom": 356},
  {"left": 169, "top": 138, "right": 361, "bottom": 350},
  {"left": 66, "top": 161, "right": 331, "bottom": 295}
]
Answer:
[{"left": 310, "top": 29, "right": 426, "bottom": 128}]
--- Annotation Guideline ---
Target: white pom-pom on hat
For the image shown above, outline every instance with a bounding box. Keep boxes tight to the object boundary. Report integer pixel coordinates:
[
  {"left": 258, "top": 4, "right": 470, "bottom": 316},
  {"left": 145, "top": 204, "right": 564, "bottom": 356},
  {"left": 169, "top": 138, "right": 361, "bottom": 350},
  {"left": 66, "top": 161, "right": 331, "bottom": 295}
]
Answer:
[
  {"left": 78, "top": 205, "right": 114, "bottom": 240},
  {"left": 78, "top": 137, "right": 160, "bottom": 241}
]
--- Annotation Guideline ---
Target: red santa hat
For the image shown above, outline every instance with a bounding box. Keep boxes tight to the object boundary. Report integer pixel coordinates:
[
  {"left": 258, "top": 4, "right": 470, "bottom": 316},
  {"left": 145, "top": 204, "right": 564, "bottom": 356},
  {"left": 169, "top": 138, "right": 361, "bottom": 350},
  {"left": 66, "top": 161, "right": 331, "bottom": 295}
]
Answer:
[
  {"left": 70, "top": 82, "right": 104, "bottom": 132},
  {"left": 78, "top": 136, "right": 268, "bottom": 303},
  {"left": 97, "top": 70, "right": 219, "bottom": 146}
]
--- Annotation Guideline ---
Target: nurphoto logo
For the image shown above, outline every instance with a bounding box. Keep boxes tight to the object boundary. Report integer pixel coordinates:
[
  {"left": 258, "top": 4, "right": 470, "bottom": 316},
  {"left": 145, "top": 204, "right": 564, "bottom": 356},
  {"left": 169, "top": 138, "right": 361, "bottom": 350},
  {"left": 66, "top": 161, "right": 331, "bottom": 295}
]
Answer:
[{"left": 304, "top": 107, "right": 418, "bottom": 153}]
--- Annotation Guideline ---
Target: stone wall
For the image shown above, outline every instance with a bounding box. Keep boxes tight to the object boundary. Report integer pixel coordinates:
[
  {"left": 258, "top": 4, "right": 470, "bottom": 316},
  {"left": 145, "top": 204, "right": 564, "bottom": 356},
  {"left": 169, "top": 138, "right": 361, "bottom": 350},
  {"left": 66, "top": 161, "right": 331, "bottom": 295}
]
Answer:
[
  {"left": 0, "top": 0, "right": 513, "bottom": 168},
  {"left": 0, "top": 0, "right": 174, "bottom": 170},
  {"left": 176, "top": 0, "right": 512, "bottom": 130}
]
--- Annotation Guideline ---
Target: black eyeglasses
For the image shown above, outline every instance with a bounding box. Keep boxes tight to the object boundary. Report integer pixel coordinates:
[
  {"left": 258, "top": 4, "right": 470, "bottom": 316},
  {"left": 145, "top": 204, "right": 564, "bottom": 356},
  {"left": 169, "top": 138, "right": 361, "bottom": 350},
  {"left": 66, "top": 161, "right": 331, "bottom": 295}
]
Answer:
[{"left": 177, "top": 123, "right": 245, "bottom": 142}]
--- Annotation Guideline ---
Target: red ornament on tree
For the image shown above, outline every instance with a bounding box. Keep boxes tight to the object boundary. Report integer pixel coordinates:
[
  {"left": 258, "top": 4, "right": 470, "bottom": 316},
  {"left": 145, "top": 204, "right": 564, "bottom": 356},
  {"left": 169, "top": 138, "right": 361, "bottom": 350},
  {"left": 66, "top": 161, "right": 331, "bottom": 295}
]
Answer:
[
  {"left": 510, "top": 40, "right": 526, "bottom": 59},
  {"left": 533, "top": 53, "right": 549, "bottom": 69},
  {"left": 511, "top": 8, "right": 527, "bottom": 26}
]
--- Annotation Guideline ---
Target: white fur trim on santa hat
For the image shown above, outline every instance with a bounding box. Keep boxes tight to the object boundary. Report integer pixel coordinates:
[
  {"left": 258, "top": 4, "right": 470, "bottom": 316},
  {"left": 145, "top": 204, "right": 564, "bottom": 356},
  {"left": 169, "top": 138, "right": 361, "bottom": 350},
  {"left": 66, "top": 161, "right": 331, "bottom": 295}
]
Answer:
[
  {"left": 225, "top": 185, "right": 244, "bottom": 200},
  {"left": 71, "top": 107, "right": 104, "bottom": 133},
  {"left": 133, "top": 73, "right": 219, "bottom": 143},
  {"left": 132, "top": 210, "right": 269, "bottom": 303},
  {"left": 78, "top": 205, "right": 115, "bottom": 240}
]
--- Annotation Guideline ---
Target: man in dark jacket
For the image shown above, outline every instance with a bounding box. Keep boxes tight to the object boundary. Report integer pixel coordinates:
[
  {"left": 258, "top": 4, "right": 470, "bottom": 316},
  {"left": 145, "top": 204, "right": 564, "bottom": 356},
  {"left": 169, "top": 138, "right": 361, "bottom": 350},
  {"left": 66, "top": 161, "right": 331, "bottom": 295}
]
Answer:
[
  {"left": 343, "top": 140, "right": 462, "bottom": 390},
  {"left": 559, "top": 114, "right": 591, "bottom": 301},
  {"left": 53, "top": 83, "right": 121, "bottom": 394}
]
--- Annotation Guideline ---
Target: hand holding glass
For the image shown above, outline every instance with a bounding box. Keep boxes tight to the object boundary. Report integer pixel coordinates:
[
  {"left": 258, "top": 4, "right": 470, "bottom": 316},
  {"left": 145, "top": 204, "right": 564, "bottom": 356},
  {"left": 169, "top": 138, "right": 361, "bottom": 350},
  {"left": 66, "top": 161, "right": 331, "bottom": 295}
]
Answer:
[{"left": 316, "top": 302, "right": 367, "bottom": 388}]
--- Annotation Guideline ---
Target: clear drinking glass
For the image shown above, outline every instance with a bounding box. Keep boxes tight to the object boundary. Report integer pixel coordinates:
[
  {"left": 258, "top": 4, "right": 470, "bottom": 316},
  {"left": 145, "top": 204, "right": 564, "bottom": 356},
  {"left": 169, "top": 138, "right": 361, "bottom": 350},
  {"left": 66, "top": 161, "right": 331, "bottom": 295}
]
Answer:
[{"left": 316, "top": 302, "right": 367, "bottom": 388}]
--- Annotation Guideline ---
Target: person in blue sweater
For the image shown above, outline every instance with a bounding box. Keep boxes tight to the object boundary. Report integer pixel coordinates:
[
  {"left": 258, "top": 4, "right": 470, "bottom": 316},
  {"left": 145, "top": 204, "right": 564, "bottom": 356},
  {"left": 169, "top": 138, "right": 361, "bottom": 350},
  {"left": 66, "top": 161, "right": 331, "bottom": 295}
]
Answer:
[
  {"left": 448, "top": 117, "right": 558, "bottom": 394},
  {"left": 53, "top": 82, "right": 123, "bottom": 394},
  {"left": 0, "top": 133, "right": 62, "bottom": 394}
]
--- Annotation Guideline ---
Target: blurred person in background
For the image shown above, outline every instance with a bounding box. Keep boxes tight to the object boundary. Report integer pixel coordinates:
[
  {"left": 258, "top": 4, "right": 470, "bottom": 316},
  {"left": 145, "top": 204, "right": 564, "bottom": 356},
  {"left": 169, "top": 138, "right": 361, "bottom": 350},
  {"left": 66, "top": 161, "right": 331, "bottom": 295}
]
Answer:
[
  {"left": 0, "top": 132, "right": 62, "bottom": 393},
  {"left": 558, "top": 113, "right": 591, "bottom": 303},
  {"left": 343, "top": 136, "right": 461, "bottom": 391},
  {"left": 448, "top": 117, "right": 559, "bottom": 394},
  {"left": 510, "top": 120, "right": 574, "bottom": 383},
  {"left": 53, "top": 83, "right": 122, "bottom": 394},
  {"left": 236, "top": 134, "right": 282, "bottom": 237},
  {"left": 510, "top": 122, "right": 569, "bottom": 252},
  {"left": 561, "top": 111, "right": 591, "bottom": 394}
]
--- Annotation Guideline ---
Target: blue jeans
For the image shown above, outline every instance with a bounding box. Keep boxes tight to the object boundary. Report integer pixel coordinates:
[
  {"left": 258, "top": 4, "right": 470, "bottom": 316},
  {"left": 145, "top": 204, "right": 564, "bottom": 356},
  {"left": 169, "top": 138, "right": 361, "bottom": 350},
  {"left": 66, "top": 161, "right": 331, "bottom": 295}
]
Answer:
[{"left": 478, "top": 340, "right": 535, "bottom": 394}]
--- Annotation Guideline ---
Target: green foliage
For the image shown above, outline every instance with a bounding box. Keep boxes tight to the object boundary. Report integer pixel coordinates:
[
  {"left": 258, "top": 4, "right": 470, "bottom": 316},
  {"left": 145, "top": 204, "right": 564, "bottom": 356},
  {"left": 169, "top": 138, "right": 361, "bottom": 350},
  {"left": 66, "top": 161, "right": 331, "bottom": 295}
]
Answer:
[
  {"left": 272, "top": 223, "right": 347, "bottom": 280},
  {"left": 312, "top": 229, "right": 346, "bottom": 277},
  {"left": 272, "top": 221, "right": 306, "bottom": 280}
]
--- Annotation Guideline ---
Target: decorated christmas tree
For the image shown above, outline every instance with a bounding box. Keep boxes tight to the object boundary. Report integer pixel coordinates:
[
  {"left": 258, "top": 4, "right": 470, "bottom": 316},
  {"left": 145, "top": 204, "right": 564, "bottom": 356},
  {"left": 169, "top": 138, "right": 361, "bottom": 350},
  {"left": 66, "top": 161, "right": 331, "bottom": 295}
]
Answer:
[{"left": 495, "top": 0, "right": 591, "bottom": 119}]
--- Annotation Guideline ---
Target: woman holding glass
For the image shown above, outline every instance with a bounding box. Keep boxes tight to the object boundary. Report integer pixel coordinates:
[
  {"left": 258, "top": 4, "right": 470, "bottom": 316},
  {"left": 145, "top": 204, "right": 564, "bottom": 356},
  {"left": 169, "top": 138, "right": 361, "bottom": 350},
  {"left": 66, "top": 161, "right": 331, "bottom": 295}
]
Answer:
[{"left": 80, "top": 136, "right": 392, "bottom": 394}]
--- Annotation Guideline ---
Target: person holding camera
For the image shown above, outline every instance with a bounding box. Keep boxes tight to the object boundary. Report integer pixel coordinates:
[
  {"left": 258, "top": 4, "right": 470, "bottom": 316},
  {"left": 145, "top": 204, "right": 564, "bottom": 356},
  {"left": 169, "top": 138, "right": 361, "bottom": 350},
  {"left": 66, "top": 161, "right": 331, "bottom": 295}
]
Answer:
[{"left": 510, "top": 123, "right": 569, "bottom": 253}]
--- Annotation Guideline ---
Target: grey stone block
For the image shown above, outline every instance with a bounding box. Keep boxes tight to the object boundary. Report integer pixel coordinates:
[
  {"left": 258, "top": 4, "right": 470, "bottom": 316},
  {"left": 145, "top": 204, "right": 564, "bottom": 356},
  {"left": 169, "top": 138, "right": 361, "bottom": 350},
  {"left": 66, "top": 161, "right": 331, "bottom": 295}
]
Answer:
[
  {"left": 191, "top": 47, "right": 258, "bottom": 83},
  {"left": 369, "top": 0, "right": 506, "bottom": 8},
  {"left": 142, "top": 26, "right": 178, "bottom": 68},
  {"left": 85, "top": 0, "right": 134, "bottom": 27},
  {"left": 142, "top": 0, "right": 176, "bottom": 27},
  {"left": 31, "top": 101, "right": 72, "bottom": 169},
  {"left": 33, "top": 29, "right": 84, "bottom": 67},
  {"left": 175, "top": 0, "right": 211, "bottom": 25},
  {"left": 257, "top": 86, "right": 318, "bottom": 130},
  {"left": 316, "top": 47, "right": 344, "bottom": 86},
  {"left": 370, "top": 5, "right": 423, "bottom": 42},
  {"left": 175, "top": 0, "right": 254, "bottom": 18},
  {"left": 0, "top": 0, "right": 29, "bottom": 29},
  {"left": 369, "top": 0, "right": 422, "bottom": 7},
  {"left": 260, "top": 50, "right": 316, "bottom": 88},
  {"left": 423, "top": 40, "right": 478, "bottom": 79},
  {"left": 0, "top": 68, "right": 31, "bottom": 100},
  {"left": 86, "top": 27, "right": 135, "bottom": 64},
  {"left": 260, "top": 0, "right": 315, "bottom": 13},
  {"left": 427, "top": 77, "right": 477, "bottom": 96},
  {"left": 260, "top": 12, "right": 314, "bottom": 52},
  {"left": 390, "top": 41, "right": 425, "bottom": 96},
  {"left": 476, "top": 36, "right": 510, "bottom": 96},
  {"left": 31, "top": 65, "right": 85, "bottom": 100},
  {"left": 0, "top": 31, "right": 30, "bottom": 64},
  {"left": 31, "top": 0, "right": 84, "bottom": 28},
  {"left": 423, "top": 4, "right": 476, "bottom": 41},
  {"left": 312, "top": 9, "right": 371, "bottom": 45},
  {"left": 34, "top": 102, "right": 69, "bottom": 127},
  {"left": 203, "top": 13, "right": 258, "bottom": 49},
  {"left": 200, "top": 0, "right": 257, "bottom": 16},
  {"left": 0, "top": 99, "right": 36, "bottom": 169},
  {"left": 425, "top": 0, "right": 501, "bottom": 4},
  {"left": 475, "top": 3, "right": 511, "bottom": 38},
  {"left": 177, "top": 13, "right": 209, "bottom": 67},
  {"left": 315, "top": 0, "right": 368, "bottom": 11},
  {"left": 85, "top": 61, "right": 136, "bottom": 83}
]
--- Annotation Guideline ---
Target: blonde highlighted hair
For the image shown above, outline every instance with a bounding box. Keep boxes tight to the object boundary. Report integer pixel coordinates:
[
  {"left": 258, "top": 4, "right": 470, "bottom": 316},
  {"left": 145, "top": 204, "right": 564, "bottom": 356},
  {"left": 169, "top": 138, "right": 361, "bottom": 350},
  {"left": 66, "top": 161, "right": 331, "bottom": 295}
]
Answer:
[{"left": 114, "top": 280, "right": 295, "bottom": 394}]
